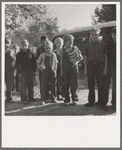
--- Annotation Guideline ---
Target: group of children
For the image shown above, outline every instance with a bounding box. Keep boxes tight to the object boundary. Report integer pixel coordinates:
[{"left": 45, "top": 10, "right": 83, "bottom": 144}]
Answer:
[{"left": 5, "top": 27, "right": 116, "bottom": 111}]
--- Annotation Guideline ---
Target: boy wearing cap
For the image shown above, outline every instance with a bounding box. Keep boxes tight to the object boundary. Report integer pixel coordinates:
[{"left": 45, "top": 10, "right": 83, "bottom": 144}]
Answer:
[
  {"left": 5, "top": 37, "right": 15, "bottom": 103},
  {"left": 62, "top": 34, "right": 83, "bottom": 106},
  {"left": 37, "top": 41, "right": 58, "bottom": 104},
  {"left": 103, "top": 27, "right": 116, "bottom": 110},
  {"left": 84, "top": 27, "right": 108, "bottom": 111}
]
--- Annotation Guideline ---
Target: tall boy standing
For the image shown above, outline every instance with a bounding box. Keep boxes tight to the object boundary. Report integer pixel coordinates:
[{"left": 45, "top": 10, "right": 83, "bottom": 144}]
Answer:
[
  {"left": 35, "top": 36, "right": 48, "bottom": 98},
  {"left": 104, "top": 27, "right": 116, "bottom": 110},
  {"left": 84, "top": 28, "right": 108, "bottom": 111}
]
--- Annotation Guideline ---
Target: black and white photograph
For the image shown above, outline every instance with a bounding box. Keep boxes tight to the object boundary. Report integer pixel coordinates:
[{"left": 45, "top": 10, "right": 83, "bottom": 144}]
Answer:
[{"left": 2, "top": 1, "right": 120, "bottom": 148}]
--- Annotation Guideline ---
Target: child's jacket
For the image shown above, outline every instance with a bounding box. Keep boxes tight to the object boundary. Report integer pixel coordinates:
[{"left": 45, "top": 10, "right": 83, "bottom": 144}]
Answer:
[{"left": 16, "top": 49, "right": 36, "bottom": 74}]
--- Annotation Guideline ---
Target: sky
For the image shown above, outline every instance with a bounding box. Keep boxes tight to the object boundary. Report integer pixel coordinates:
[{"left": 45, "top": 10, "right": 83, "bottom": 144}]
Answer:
[{"left": 48, "top": 4, "right": 102, "bottom": 31}]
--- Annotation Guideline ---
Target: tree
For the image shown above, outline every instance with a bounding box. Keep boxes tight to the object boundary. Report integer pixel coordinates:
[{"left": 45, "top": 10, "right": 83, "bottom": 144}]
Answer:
[
  {"left": 92, "top": 4, "right": 116, "bottom": 25},
  {"left": 5, "top": 4, "right": 48, "bottom": 31},
  {"left": 5, "top": 4, "right": 60, "bottom": 46}
]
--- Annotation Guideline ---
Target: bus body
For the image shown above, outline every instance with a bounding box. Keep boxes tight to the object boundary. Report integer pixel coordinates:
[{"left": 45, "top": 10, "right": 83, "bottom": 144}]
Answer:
[{"left": 52, "top": 21, "right": 116, "bottom": 65}]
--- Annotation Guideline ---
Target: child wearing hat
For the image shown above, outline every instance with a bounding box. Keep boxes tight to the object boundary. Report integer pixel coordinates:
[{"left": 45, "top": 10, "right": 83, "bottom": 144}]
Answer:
[
  {"left": 37, "top": 41, "right": 58, "bottom": 104},
  {"left": 62, "top": 34, "right": 83, "bottom": 106},
  {"left": 84, "top": 27, "right": 108, "bottom": 111}
]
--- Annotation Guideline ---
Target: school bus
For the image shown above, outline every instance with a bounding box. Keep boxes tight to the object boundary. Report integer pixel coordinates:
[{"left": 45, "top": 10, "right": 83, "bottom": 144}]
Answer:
[{"left": 52, "top": 21, "right": 116, "bottom": 65}]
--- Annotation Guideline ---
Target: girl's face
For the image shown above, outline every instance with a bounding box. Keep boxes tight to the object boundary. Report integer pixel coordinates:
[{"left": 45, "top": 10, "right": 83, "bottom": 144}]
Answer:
[
  {"left": 112, "top": 33, "right": 116, "bottom": 42},
  {"left": 65, "top": 39, "right": 73, "bottom": 48},
  {"left": 90, "top": 31, "right": 99, "bottom": 43},
  {"left": 55, "top": 40, "right": 63, "bottom": 49},
  {"left": 22, "top": 42, "right": 29, "bottom": 51},
  {"left": 45, "top": 44, "right": 52, "bottom": 54}
]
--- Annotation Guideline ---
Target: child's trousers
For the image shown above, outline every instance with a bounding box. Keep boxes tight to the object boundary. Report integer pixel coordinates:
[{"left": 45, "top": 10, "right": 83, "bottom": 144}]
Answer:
[
  {"left": 103, "top": 65, "right": 116, "bottom": 106},
  {"left": 87, "top": 62, "right": 106, "bottom": 105},
  {"left": 41, "top": 70, "right": 56, "bottom": 101},
  {"left": 5, "top": 70, "right": 14, "bottom": 101},
  {"left": 20, "top": 71, "right": 34, "bottom": 101},
  {"left": 63, "top": 67, "right": 78, "bottom": 103}
]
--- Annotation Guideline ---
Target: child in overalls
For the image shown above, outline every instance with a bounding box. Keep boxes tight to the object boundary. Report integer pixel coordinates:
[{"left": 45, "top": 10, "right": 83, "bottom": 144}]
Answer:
[
  {"left": 62, "top": 34, "right": 83, "bottom": 106},
  {"left": 37, "top": 41, "right": 58, "bottom": 104}
]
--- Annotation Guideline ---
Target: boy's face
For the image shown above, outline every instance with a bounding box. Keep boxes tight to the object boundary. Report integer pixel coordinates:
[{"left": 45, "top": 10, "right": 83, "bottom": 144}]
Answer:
[
  {"left": 22, "top": 41, "right": 29, "bottom": 51},
  {"left": 45, "top": 44, "right": 52, "bottom": 54},
  {"left": 41, "top": 38, "right": 48, "bottom": 47},
  {"left": 65, "top": 39, "right": 73, "bottom": 48},
  {"left": 112, "top": 33, "right": 116, "bottom": 42},
  {"left": 55, "top": 40, "right": 62, "bottom": 49},
  {"left": 90, "top": 31, "right": 99, "bottom": 43}
]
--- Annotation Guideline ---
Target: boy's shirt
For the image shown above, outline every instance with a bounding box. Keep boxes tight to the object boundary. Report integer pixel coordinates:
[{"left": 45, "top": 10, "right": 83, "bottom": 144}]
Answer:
[
  {"left": 16, "top": 49, "right": 36, "bottom": 74},
  {"left": 35, "top": 45, "right": 45, "bottom": 60},
  {"left": 5, "top": 48, "right": 15, "bottom": 71},
  {"left": 64, "top": 46, "right": 82, "bottom": 65},
  {"left": 84, "top": 41, "right": 107, "bottom": 63}
]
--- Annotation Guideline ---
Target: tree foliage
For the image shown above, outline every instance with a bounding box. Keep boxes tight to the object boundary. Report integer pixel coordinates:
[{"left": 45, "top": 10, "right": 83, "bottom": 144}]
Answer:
[
  {"left": 5, "top": 4, "right": 59, "bottom": 45},
  {"left": 5, "top": 4, "right": 48, "bottom": 31},
  {"left": 92, "top": 4, "right": 116, "bottom": 25}
]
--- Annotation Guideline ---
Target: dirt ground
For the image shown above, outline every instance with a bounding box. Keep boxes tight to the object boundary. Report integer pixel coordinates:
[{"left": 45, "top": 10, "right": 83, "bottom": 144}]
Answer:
[{"left": 5, "top": 67, "right": 116, "bottom": 116}]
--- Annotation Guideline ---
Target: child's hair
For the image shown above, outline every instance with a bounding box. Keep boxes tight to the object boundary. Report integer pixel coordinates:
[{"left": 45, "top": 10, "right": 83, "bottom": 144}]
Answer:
[
  {"left": 45, "top": 41, "right": 53, "bottom": 49},
  {"left": 111, "top": 27, "right": 116, "bottom": 34},
  {"left": 21, "top": 39, "right": 29, "bottom": 45},
  {"left": 62, "top": 34, "right": 74, "bottom": 43},
  {"left": 13, "top": 45, "right": 19, "bottom": 49},
  {"left": 40, "top": 35, "right": 48, "bottom": 41},
  {"left": 89, "top": 27, "right": 101, "bottom": 34},
  {"left": 54, "top": 37, "right": 64, "bottom": 46}
]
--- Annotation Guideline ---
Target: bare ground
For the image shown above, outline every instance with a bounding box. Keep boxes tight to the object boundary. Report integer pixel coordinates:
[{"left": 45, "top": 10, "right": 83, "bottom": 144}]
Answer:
[{"left": 5, "top": 67, "right": 115, "bottom": 116}]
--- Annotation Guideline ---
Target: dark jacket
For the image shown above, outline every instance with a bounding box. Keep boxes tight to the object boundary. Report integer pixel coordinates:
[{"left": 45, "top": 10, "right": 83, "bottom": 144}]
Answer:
[
  {"left": 16, "top": 49, "right": 36, "bottom": 74},
  {"left": 84, "top": 41, "right": 107, "bottom": 63},
  {"left": 106, "top": 41, "right": 116, "bottom": 67},
  {"left": 35, "top": 45, "right": 45, "bottom": 60},
  {"left": 5, "top": 48, "right": 15, "bottom": 71}
]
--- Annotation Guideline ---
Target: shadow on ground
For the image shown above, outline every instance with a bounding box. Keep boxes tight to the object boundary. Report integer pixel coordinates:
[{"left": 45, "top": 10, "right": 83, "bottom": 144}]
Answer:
[{"left": 5, "top": 100, "right": 116, "bottom": 116}]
